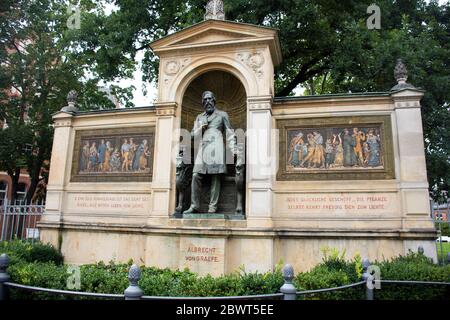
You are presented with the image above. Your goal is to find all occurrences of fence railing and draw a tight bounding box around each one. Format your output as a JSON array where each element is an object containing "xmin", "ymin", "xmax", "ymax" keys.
[
  {"xmin": 0, "ymin": 253, "xmax": 449, "ymax": 301},
  {"xmin": 0, "ymin": 200, "xmax": 45, "ymax": 242},
  {"xmin": 430, "ymin": 199, "xmax": 450, "ymax": 265}
]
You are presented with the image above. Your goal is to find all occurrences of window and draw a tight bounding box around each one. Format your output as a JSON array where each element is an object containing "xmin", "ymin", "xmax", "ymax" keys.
[
  {"xmin": 0, "ymin": 181, "xmax": 7, "ymax": 205},
  {"xmin": 16, "ymin": 183, "xmax": 27, "ymax": 203}
]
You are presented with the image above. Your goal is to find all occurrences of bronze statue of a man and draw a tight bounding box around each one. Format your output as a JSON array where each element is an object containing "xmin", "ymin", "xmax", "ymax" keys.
[{"xmin": 183, "ymin": 91, "xmax": 236, "ymax": 214}]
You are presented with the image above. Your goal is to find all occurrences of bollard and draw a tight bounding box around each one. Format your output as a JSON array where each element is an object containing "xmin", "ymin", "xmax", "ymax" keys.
[
  {"xmin": 361, "ymin": 258, "xmax": 374, "ymax": 300},
  {"xmin": 0, "ymin": 254, "xmax": 10, "ymax": 300},
  {"xmin": 280, "ymin": 264, "xmax": 297, "ymax": 300},
  {"xmin": 124, "ymin": 264, "xmax": 143, "ymax": 300},
  {"xmin": 418, "ymin": 246, "xmax": 424, "ymax": 255}
]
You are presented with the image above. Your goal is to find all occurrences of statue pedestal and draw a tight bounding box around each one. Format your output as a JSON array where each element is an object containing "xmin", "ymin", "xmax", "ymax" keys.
[{"xmin": 178, "ymin": 213, "xmax": 245, "ymax": 220}]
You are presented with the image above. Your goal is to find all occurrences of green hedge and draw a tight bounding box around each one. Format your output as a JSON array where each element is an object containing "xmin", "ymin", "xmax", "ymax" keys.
[
  {"xmin": 1, "ymin": 240, "xmax": 449, "ymax": 300},
  {"xmin": 373, "ymin": 253, "xmax": 450, "ymax": 300},
  {"xmin": 295, "ymin": 250, "xmax": 450, "ymax": 300},
  {"xmin": 292, "ymin": 247, "xmax": 363, "ymax": 299},
  {"xmin": 6, "ymin": 261, "xmax": 285, "ymax": 300},
  {"xmin": 0, "ymin": 240, "xmax": 63, "ymax": 265}
]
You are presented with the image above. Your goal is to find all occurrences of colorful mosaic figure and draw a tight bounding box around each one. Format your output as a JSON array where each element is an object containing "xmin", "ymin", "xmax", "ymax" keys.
[
  {"xmin": 78, "ymin": 135, "xmax": 153, "ymax": 175},
  {"xmin": 287, "ymin": 126, "xmax": 383, "ymax": 171}
]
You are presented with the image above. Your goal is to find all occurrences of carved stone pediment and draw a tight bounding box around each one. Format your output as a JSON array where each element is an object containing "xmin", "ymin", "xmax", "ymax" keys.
[
  {"xmin": 150, "ymin": 20, "xmax": 282, "ymax": 66},
  {"xmin": 173, "ymin": 29, "xmax": 251, "ymax": 46}
]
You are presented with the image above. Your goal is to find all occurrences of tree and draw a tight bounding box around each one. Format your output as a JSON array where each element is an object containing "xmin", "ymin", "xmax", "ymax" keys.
[
  {"xmin": 322, "ymin": 0, "xmax": 450, "ymax": 200},
  {"xmin": 0, "ymin": 0, "xmax": 134, "ymax": 202}
]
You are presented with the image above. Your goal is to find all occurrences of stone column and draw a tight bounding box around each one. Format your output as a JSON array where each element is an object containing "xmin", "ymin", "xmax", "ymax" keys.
[
  {"xmin": 148, "ymin": 101, "xmax": 178, "ymax": 224},
  {"xmin": 246, "ymin": 95, "xmax": 274, "ymax": 228},
  {"xmin": 391, "ymin": 89, "xmax": 437, "ymax": 260},
  {"xmin": 42, "ymin": 111, "xmax": 74, "ymax": 224}
]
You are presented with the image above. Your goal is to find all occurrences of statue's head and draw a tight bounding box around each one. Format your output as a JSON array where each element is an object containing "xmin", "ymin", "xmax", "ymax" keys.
[{"xmin": 202, "ymin": 91, "xmax": 216, "ymax": 115}]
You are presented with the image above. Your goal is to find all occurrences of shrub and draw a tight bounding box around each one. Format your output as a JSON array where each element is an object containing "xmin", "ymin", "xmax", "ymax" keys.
[
  {"xmin": 294, "ymin": 248, "xmax": 364, "ymax": 300},
  {"xmin": 6, "ymin": 261, "xmax": 69, "ymax": 299},
  {"xmin": 374, "ymin": 252, "xmax": 450, "ymax": 300},
  {"xmin": 1, "ymin": 242, "xmax": 448, "ymax": 300},
  {"xmin": 0, "ymin": 240, "xmax": 63, "ymax": 265}
]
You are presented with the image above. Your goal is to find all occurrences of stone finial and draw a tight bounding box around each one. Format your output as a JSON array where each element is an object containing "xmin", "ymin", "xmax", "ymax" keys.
[
  {"xmin": 205, "ymin": 0, "xmax": 225, "ymax": 20},
  {"xmin": 394, "ymin": 59, "xmax": 408, "ymax": 83},
  {"xmin": 282, "ymin": 264, "xmax": 294, "ymax": 282},
  {"xmin": 61, "ymin": 89, "xmax": 79, "ymax": 113},
  {"xmin": 124, "ymin": 264, "xmax": 143, "ymax": 300},
  {"xmin": 280, "ymin": 264, "xmax": 297, "ymax": 300},
  {"xmin": 391, "ymin": 59, "xmax": 415, "ymax": 91},
  {"xmin": 67, "ymin": 90, "xmax": 78, "ymax": 106},
  {"xmin": 128, "ymin": 264, "xmax": 141, "ymax": 285},
  {"xmin": 362, "ymin": 258, "xmax": 370, "ymax": 272}
]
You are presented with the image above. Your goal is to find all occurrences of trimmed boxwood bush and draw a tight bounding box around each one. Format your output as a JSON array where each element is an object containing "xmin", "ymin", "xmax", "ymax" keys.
[
  {"xmin": 294, "ymin": 247, "xmax": 365, "ymax": 300},
  {"xmin": 0, "ymin": 240, "xmax": 63, "ymax": 265},
  {"xmin": 1, "ymin": 240, "xmax": 449, "ymax": 300},
  {"xmin": 373, "ymin": 253, "xmax": 450, "ymax": 300}
]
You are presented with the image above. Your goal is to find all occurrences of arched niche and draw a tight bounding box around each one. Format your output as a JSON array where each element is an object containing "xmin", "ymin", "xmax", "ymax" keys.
[
  {"xmin": 175, "ymin": 70, "xmax": 247, "ymax": 216},
  {"xmin": 181, "ymin": 70, "xmax": 247, "ymax": 132}
]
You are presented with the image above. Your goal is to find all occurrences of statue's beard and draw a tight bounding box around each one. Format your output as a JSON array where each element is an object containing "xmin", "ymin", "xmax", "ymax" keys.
[{"xmin": 204, "ymin": 103, "xmax": 215, "ymax": 115}]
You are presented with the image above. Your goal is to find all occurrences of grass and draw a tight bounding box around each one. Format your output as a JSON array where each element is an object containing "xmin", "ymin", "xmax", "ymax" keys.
[{"xmin": 436, "ymin": 242, "xmax": 450, "ymax": 263}]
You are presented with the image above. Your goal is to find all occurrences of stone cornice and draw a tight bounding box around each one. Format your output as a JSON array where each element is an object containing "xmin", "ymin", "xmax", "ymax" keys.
[
  {"xmin": 154, "ymin": 101, "xmax": 178, "ymax": 116},
  {"xmin": 53, "ymin": 112, "xmax": 73, "ymax": 128},
  {"xmin": 52, "ymin": 111, "xmax": 74, "ymax": 120},
  {"xmin": 390, "ymin": 89, "xmax": 424, "ymax": 109},
  {"xmin": 273, "ymin": 93, "xmax": 391, "ymax": 108},
  {"xmin": 38, "ymin": 221, "xmax": 437, "ymax": 240},
  {"xmin": 247, "ymin": 95, "xmax": 273, "ymax": 111}
]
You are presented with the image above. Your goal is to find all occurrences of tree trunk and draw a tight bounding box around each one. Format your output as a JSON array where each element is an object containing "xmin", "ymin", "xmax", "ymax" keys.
[
  {"xmin": 26, "ymin": 164, "xmax": 43, "ymax": 204},
  {"xmin": 8, "ymin": 167, "xmax": 21, "ymax": 204},
  {"xmin": 8, "ymin": 167, "xmax": 22, "ymax": 239}
]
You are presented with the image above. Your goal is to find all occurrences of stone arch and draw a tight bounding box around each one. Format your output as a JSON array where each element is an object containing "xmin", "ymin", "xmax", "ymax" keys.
[
  {"xmin": 169, "ymin": 56, "xmax": 257, "ymax": 105},
  {"xmin": 180, "ymin": 70, "xmax": 247, "ymax": 132}
]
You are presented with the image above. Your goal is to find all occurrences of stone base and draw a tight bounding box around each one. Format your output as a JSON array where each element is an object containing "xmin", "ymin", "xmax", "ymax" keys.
[
  {"xmin": 174, "ymin": 213, "xmax": 245, "ymax": 220},
  {"xmin": 39, "ymin": 222, "xmax": 438, "ymax": 276}
]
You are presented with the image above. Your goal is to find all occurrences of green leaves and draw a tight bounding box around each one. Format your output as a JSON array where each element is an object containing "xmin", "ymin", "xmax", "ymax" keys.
[
  {"xmin": 0, "ymin": 0, "xmax": 132, "ymax": 201},
  {"xmin": 2, "ymin": 240, "xmax": 450, "ymax": 299}
]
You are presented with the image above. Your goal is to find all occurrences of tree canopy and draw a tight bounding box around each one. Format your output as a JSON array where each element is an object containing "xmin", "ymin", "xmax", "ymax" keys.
[{"xmin": 0, "ymin": 0, "xmax": 132, "ymax": 201}]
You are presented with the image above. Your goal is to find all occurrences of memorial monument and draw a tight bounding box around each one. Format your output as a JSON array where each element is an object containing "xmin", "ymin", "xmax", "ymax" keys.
[{"xmin": 38, "ymin": 0, "xmax": 437, "ymax": 276}]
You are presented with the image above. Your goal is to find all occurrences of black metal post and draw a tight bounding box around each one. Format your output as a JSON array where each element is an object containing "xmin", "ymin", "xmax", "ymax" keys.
[
  {"xmin": 0, "ymin": 254, "xmax": 10, "ymax": 300},
  {"xmin": 362, "ymin": 258, "xmax": 374, "ymax": 300},
  {"xmin": 280, "ymin": 264, "xmax": 297, "ymax": 300}
]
